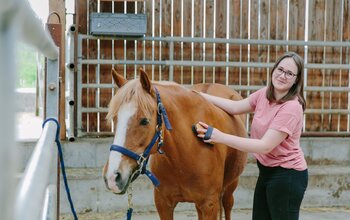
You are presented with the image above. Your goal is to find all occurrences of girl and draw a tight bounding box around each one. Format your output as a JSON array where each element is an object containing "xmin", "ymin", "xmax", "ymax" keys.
[{"xmin": 195, "ymin": 52, "xmax": 308, "ymax": 220}]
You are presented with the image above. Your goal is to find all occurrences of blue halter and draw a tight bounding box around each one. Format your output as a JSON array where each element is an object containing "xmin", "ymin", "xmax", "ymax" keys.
[{"xmin": 110, "ymin": 87, "xmax": 172, "ymax": 187}]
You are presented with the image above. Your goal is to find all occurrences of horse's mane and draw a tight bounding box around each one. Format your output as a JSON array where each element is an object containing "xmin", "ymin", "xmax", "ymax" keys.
[
  {"xmin": 106, "ymin": 79, "xmax": 181, "ymax": 122},
  {"xmin": 107, "ymin": 79, "xmax": 154, "ymax": 121}
]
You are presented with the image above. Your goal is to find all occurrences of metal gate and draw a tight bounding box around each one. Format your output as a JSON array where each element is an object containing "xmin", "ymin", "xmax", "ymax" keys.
[{"xmin": 67, "ymin": 0, "xmax": 350, "ymax": 138}]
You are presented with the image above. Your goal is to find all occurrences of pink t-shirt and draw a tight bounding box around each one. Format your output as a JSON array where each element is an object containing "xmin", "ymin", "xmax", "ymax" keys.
[{"xmin": 249, "ymin": 87, "xmax": 307, "ymax": 171}]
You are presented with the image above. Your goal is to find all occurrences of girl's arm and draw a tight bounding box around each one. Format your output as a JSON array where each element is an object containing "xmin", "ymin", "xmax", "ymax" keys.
[
  {"xmin": 197, "ymin": 121, "xmax": 288, "ymax": 154},
  {"xmin": 194, "ymin": 91, "xmax": 253, "ymax": 115}
]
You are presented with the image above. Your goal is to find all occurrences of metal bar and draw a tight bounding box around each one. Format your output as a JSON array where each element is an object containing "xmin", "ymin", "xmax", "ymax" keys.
[
  {"xmin": 46, "ymin": 57, "xmax": 59, "ymax": 119},
  {"xmin": 190, "ymin": 0, "xmax": 194, "ymax": 85},
  {"xmin": 77, "ymin": 34, "xmax": 83, "ymax": 137},
  {"xmin": 80, "ymin": 59, "xmax": 350, "ymax": 70},
  {"xmin": 65, "ymin": 24, "xmax": 76, "ymax": 140},
  {"xmin": 82, "ymin": 83, "xmax": 350, "ymax": 92},
  {"xmin": 40, "ymin": 185, "xmax": 57, "ymax": 220},
  {"xmin": 80, "ymin": 106, "xmax": 350, "ymax": 115},
  {"xmin": 0, "ymin": 1, "xmax": 17, "ymax": 219},
  {"xmin": 159, "ymin": 0, "xmax": 163, "ymax": 80},
  {"xmin": 79, "ymin": 34, "xmax": 350, "ymax": 47},
  {"xmin": 169, "ymin": 41, "xmax": 174, "ymax": 81},
  {"xmin": 212, "ymin": 0, "xmax": 216, "ymax": 82},
  {"xmin": 14, "ymin": 121, "xmax": 59, "ymax": 220},
  {"xmin": 302, "ymin": 132, "xmax": 350, "ymax": 137},
  {"xmin": 82, "ymin": 107, "xmax": 109, "ymax": 113},
  {"xmin": 18, "ymin": 0, "xmax": 59, "ymax": 60}
]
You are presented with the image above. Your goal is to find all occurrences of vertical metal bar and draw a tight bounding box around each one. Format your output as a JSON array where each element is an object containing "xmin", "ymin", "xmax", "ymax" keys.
[
  {"xmin": 212, "ymin": 0, "xmax": 216, "ymax": 83},
  {"xmin": 152, "ymin": 0, "xmax": 155, "ymax": 80},
  {"xmin": 180, "ymin": 0, "xmax": 184, "ymax": 84},
  {"xmin": 77, "ymin": 35, "xmax": 83, "ymax": 137},
  {"xmin": 246, "ymin": 0, "xmax": 252, "ymax": 131},
  {"xmin": 191, "ymin": 0, "xmax": 194, "ymax": 85},
  {"xmin": 124, "ymin": 1, "xmax": 127, "ymax": 78},
  {"xmin": 86, "ymin": 0, "xmax": 90, "ymax": 133},
  {"xmin": 267, "ymin": 0, "xmax": 271, "ymax": 84},
  {"xmin": 142, "ymin": 1, "xmax": 146, "ymax": 71},
  {"xmin": 111, "ymin": 0, "xmax": 115, "ymax": 133},
  {"xmin": 134, "ymin": 1, "xmax": 138, "ymax": 78},
  {"xmin": 343, "ymin": 0, "xmax": 350, "ymax": 132},
  {"xmin": 303, "ymin": 0, "xmax": 310, "ymax": 132},
  {"xmin": 286, "ymin": 0, "xmax": 290, "ymax": 51},
  {"xmin": 239, "ymin": 0, "xmax": 243, "ymax": 92},
  {"xmin": 0, "ymin": 2, "xmax": 17, "ymax": 218},
  {"xmin": 169, "ymin": 0, "xmax": 174, "ymax": 81},
  {"xmin": 225, "ymin": 0, "xmax": 230, "ymax": 85},
  {"xmin": 258, "ymin": 0, "xmax": 261, "ymax": 63},
  {"xmin": 65, "ymin": 25, "xmax": 75, "ymax": 140},
  {"xmin": 97, "ymin": 0, "xmax": 101, "ymax": 133},
  {"xmin": 46, "ymin": 57, "xmax": 60, "ymax": 119},
  {"xmin": 247, "ymin": 0, "xmax": 251, "ymax": 91},
  {"xmin": 322, "ymin": 0, "xmax": 327, "ymax": 131},
  {"xmin": 159, "ymin": 0, "xmax": 162, "ymax": 80},
  {"xmin": 169, "ymin": 41, "xmax": 174, "ymax": 81},
  {"xmin": 202, "ymin": 0, "xmax": 206, "ymax": 83},
  {"xmin": 337, "ymin": 0, "xmax": 344, "ymax": 132}
]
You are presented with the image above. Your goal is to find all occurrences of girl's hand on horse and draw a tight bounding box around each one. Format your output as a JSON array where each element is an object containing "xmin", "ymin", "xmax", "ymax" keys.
[{"xmin": 197, "ymin": 121, "xmax": 221, "ymax": 144}]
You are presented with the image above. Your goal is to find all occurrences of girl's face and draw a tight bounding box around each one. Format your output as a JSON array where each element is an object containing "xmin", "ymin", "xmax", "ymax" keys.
[{"xmin": 272, "ymin": 57, "xmax": 298, "ymax": 96}]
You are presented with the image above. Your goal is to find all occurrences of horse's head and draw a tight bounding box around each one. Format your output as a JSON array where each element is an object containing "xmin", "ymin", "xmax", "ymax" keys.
[{"xmin": 103, "ymin": 68, "xmax": 164, "ymax": 194}]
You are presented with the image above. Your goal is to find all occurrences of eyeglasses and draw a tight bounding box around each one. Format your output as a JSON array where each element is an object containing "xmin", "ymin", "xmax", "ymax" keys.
[{"xmin": 275, "ymin": 66, "xmax": 297, "ymax": 79}]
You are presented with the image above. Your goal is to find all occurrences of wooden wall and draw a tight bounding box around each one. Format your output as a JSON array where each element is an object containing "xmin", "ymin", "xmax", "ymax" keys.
[{"xmin": 75, "ymin": 0, "xmax": 350, "ymax": 135}]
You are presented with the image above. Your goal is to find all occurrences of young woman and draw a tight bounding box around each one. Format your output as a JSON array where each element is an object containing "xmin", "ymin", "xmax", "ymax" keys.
[{"xmin": 195, "ymin": 52, "xmax": 308, "ymax": 220}]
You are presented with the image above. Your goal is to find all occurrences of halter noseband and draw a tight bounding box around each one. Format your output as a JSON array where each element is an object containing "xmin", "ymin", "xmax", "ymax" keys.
[{"xmin": 110, "ymin": 87, "xmax": 172, "ymax": 187}]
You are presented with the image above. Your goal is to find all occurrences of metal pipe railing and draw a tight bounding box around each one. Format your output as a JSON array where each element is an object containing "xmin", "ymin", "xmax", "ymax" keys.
[
  {"xmin": 14, "ymin": 121, "xmax": 58, "ymax": 220},
  {"xmin": 17, "ymin": 0, "xmax": 58, "ymax": 60},
  {"xmin": 0, "ymin": 0, "xmax": 59, "ymax": 219},
  {"xmin": 0, "ymin": 1, "xmax": 18, "ymax": 219},
  {"xmin": 78, "ymin": 34, "xmax": 350, "ymax": 48}
]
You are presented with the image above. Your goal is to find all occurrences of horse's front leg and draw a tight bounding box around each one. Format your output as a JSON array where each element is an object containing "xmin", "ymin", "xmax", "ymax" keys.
[
  {"xmin": 196, "ymin": 196, "xmax": 221, "ymax": 220},
  {"xmin": 154, "ymin": 190, "xmax": 177, "ymax": 220}
]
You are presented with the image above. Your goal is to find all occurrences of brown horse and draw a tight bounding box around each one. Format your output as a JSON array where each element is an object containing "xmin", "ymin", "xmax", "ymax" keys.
[{"xmin": 103, "ymin": 68, "xmax": 247, "ymax": 220}]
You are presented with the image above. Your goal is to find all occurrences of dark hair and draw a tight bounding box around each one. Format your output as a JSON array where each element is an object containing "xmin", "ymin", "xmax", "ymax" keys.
[{"xmin": 266, "ymin": 52, "xmax": 306, "ymax": 111}]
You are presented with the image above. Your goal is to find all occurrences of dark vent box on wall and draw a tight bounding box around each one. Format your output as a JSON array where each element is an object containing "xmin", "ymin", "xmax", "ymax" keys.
[{"xmin": 90, "ymin": 13, "xmax": 147, "ymax": 36}]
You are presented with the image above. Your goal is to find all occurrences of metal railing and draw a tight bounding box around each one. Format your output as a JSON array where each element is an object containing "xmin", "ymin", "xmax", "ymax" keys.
[
  {"xmin": 74, "ymin": 34, "xmax": 350, "ymax": 137},
  {"xmin": 0, "ymin": 0, "xmax": 59, "ymax": 219}
]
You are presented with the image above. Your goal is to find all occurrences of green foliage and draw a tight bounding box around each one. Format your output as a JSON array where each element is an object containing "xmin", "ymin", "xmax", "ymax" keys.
[{"xmin": 17, "ymin": 44, "xmax": 37, "ymax": 88}]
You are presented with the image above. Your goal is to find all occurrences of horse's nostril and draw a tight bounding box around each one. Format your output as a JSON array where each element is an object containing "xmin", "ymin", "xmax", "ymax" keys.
[{"xmin": 114, "ymin": 171, "xmax": 122, "ymax": 182}]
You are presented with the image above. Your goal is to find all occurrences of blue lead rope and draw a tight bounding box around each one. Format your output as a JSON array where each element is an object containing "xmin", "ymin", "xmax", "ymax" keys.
[
  {"xmin": 126, "ymin": 208, "xmax": 133, "ymax": 220},
  {"xmin": 42, "ymin": 118, "xmax": 78, "ymax": 220}
]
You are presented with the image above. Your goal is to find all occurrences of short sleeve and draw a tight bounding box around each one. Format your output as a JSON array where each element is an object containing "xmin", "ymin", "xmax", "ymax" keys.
[
  {"xmin": 249, "ymin": 87, "xmax": 266, "ymax": 111},
  {"xmin": 269, "ymin": 101, "xmax": 303, "ymax": 136}
]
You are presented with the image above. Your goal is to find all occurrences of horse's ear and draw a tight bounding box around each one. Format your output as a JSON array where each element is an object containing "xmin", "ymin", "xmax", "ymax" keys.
[
  {"xmin": 111, "ymin": 68, "xmax": 127, "ymax": 88},
  {"xmin": 139, "ymin": 68, "xmax": 152, "ymax": 93}
]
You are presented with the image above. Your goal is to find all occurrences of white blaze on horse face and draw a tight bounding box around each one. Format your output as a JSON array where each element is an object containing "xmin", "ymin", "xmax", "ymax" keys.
[{"xmin": 107, "ymin": 101, "xmax": 137, "ymax": 191}]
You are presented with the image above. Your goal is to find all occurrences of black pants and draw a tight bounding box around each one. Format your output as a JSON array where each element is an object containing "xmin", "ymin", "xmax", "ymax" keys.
[{"xmin": 252, "ymin": 161, "xmax": 308, "ymax": 220}]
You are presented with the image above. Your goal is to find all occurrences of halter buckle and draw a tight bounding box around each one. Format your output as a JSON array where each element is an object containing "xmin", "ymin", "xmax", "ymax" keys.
[
  {"xmin": 157, "ymin": 102, "xmax": 164, "ymax": 115},
  {"xmin": 137, "ymin": 154, "xmax": 146, "ymax": 166}
]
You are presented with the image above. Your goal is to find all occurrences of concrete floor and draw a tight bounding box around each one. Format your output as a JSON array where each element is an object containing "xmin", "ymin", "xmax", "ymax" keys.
[{"xmin": 60, "ymin": 207, "xmax": 350, "ymax": 220}]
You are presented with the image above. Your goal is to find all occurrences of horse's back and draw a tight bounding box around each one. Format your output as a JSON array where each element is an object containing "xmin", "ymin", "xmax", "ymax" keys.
[
  {"xmin": 192, "ymin": 83, "xmax": 246, "ymax": 131},
  {"xmin": 192, "ymin": 83, "xmax": 248, "ymax": 184}
]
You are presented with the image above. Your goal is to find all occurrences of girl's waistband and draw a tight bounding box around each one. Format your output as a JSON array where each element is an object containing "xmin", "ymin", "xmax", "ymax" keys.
[{"xmin": 256, "ymin": 160, "xmax": 307, "ymax": 176}]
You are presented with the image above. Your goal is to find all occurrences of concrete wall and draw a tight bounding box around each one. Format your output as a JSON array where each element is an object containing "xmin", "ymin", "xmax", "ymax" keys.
[{"xmin": 17, "ymin": 137, "xmax": 350, "ymax": 214}]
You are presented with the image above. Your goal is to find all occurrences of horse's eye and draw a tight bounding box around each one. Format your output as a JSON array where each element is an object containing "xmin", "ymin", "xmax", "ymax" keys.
[{"xmin": 140, "ymin": 118, "xmax": 150, "ymax": 126}]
